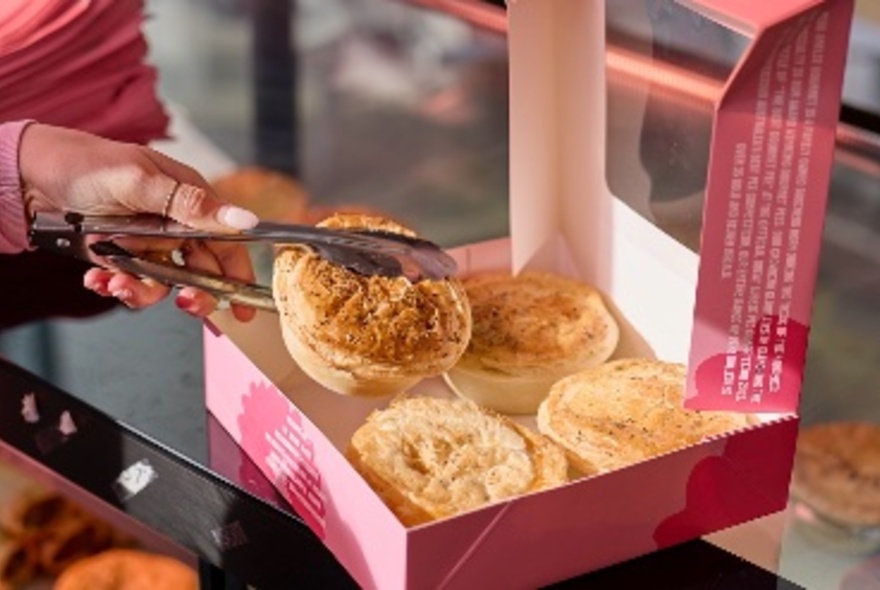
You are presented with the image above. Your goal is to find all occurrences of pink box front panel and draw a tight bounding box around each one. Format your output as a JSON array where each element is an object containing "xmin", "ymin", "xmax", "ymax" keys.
[{"xmin": 205, "ymin": 321, "xmax": 798, "ymax": 589}]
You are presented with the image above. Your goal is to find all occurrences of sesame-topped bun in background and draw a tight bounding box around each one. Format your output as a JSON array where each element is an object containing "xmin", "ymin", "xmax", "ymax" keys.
[
  {"xmin": 346, "ymin": 396, "xmax": 568, "ymax": 526},
  {"xmin": 537, "ymin": 359, "xmax": 756, "ymax": 475},
  {"xmin": 273, "ymin": 213, "xmax": 471, "ymax": 397},
  {"xmin": 211, "ymin": 166, "xmax": 310, "ymax": 224},
  {"xmin": 444, "ymin": 271, "xmax": 619, "ymax": 415}
]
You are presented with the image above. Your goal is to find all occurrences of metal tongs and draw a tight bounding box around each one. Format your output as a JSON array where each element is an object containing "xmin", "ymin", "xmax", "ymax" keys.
[{"xmin": 29, "ymin": 212, "xmax": 458, "ymax": 312}]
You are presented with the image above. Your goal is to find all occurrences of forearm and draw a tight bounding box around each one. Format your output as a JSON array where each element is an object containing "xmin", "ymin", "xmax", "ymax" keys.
[{"xmin": 0, "ymin": 120, "xmax": 33, "ymax": 254}]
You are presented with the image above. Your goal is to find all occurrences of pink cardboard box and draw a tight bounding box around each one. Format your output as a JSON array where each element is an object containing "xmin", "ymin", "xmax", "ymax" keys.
[{"xmin": 204, "ymin": 1, "xmax": 853, "ymax": 588}]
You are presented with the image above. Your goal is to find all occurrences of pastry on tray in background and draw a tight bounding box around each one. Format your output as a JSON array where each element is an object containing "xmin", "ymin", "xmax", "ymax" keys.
[
  {"xmin": 211, "ymin": 166, "xmax": 310, "ymax": 224},
  {"xmin": 0, "ymin": 489, "xmax": 68, "ymax": 537},
  {"xmin": 347, "ymin": 396, "xmax": 568, "ymax": 526},
  {"xmin": 273, "ymin": 213, "xmax": 471, "ymax": 397},
  {"xmin": 791, "ymin": 421, "xmax": 880, "ymax": 531},
  {"xmin": 444, "ymin": 271, "xmax": 619, "ymax": 415},
  {"xmin": 0, "ymin": 531, "xmax": 38, "ymax": 589},
  {"xmin": 53, "ymin": 549, "xmax": 197, "ymax": 590},
  {"xmin": 38, "ymin": 506, "xmax": 115, "ymax": 576},
  {"xmin": 537, "ymin": 359, "xmax": 756, "ymax": 476},
  {"xmin": 0, "ymin": 486, "xmax": 126, "ymax": 588}
]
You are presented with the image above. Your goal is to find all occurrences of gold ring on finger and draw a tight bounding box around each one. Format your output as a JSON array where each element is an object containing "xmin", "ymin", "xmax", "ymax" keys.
[{"xmin": 161, "ymin": 180, "xmax": 181, "ymax": 220}]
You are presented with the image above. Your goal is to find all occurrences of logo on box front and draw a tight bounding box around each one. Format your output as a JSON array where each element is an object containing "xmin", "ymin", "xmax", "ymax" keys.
[{"xmin": 241, "ymin": 381, "xmax": 327, "ymax": 537}]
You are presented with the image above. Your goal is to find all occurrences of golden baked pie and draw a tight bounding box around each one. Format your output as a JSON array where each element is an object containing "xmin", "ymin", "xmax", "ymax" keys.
[
  {"xmin": 273, "ymin": 213, "xmax": 471, "ymax": 396},
  {"xmin": 445, "ymin": 270, "xmax": 619, "ymax": 414},
  {"xmin": 537, "ymin": 359, "xmax": 755, "ymax": 474},
  {"xmin": 347, "ymin": 396, "xmax": 568, "ymax": 526}
]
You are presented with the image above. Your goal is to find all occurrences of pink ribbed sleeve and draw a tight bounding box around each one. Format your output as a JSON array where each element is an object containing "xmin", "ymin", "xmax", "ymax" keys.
[{"xmin": 0, "ymin": 120, "xmax": 32, "ymax": 254}]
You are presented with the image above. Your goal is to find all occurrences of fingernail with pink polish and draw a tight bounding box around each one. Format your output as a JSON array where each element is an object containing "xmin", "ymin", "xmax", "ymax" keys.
[
  {"xmin": 84, "ymin": 279, "xmax": 105, "ymax": 295},
  {"xmin": 175, "ymin": 294, "xmax": 202, "ymax": 316},
  {"xmin": 218, "ymin": 205, "xmax": 258, "ymax": 230}
]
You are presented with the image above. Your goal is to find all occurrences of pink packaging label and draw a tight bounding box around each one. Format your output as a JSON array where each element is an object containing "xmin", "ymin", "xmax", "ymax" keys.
[{"xmin": 686, "ymin": 0, "xmax": 853, "ymax": 413}]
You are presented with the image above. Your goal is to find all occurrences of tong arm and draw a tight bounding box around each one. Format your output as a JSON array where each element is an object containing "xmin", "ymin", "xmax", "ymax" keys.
[
  {"xmin": 88, "ymin": 242, "xmax": 277, "ymax": 312},
  {"xmin": 28, "ymin": 212, "xmax": 459, "ymax": 312},
  {"xmin": 29, "ymin": 212, "xmax": 457, "ymax": 283}
]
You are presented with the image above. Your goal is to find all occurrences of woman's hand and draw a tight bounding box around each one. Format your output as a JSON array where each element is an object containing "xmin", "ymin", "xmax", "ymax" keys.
[{"xmin": 19, "ymin": 123, "xmax": 258, "ymax": 321}]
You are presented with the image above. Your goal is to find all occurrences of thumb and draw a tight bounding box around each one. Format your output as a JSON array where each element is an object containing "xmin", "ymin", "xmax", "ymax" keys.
[{"xmin": 143, "ymin": 149, "xmax": 258, "ymax": 232}]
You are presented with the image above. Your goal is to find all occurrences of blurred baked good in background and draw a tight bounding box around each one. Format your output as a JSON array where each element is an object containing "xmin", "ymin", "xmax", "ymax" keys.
[
  {"xmin": 53, "ymin": 548, "xmax": 196, "ymax": 590},
  {"xmin": 211, "ymin": 166, "xmax": 310, "ymax": 224},
  {"xmin": 791, "ymin": 421, "xmax": 880, "ymax": 529},
  {"xmin": 0, "ymin": 463, "xmax": 131, "ymax": 588}
]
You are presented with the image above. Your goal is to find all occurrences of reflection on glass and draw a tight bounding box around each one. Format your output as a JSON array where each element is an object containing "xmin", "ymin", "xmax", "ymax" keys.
[
  {"xmin": 296, "ymin": 0, "xmax": 510, "ymax": 247},
  {"xmin": 606, "ymin": 0, "xmax": 748, "ymax": 251}
]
